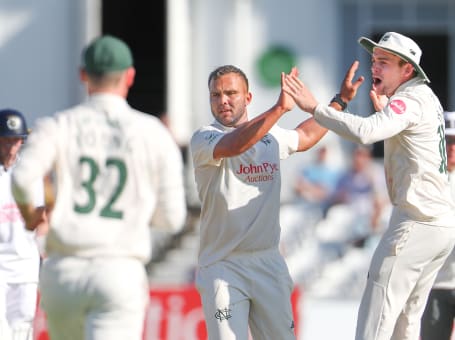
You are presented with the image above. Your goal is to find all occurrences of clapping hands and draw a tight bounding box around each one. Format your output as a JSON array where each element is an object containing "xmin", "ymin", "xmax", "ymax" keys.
[
  {"xmin": 281, "ymin": 60, "xmax": 366, "ymax": 114},
  {"xmin": 282, "ymin": 67, "xmax": 319, "ymax": 114}
]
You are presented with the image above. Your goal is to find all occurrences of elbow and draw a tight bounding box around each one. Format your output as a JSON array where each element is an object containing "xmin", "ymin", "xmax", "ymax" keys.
[
  {"xmin": 354, "ymin": 126, "xmax": 380, "ymax": 145},
  {"xmin": 358, "ymin": 134, "xmax": 376, "ymax": 145},
  {"xmin": 25, "ymin": 223, "xmax": 37, "ymax": 232}
]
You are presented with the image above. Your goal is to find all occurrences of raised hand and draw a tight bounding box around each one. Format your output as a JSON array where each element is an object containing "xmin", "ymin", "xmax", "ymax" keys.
[
  {"xmin": 282, "ymin": 67, "xmax": 319, "ymax": 114},
  {"xmin": 369, "ymin": 90, "xmax": 388, "ymax": 112},
  {"xmin": 277, "ymin": 67, "xmax": 298, "ymax": 112},
  {"xmin": 339, "ymin": 60, "xmax": 365, "ymax": 103}
]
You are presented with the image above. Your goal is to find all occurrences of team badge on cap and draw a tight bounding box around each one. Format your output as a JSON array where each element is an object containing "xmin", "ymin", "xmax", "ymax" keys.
[{"xmin": 6, "ymin": 116, "xmax": 22, "ymax": 131}]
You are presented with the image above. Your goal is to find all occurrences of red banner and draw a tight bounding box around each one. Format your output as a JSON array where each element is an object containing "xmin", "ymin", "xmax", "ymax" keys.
[{"xmin": 34, "ymin": 285, "xmax": 301, "ymax": 340}]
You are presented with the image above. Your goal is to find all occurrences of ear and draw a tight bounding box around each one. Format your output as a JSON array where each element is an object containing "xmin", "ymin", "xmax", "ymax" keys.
[
  {"xmin": 245, "ymin": 92, "xmax": 252, "ymax": 106},
  {"xmin": 79, "ymin": 69, "xmax": 88, "ymax": 82},
  {"xmin": 405, "ymin": 63, "xmax": 415, "ymax": 78},
  {"xmin": 125, "ymin": 67, "xmax": 136, "ymax": 88}
]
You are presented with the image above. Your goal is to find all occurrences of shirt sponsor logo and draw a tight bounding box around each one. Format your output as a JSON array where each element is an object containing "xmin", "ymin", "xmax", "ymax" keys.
[
  {"xmin": 389, "ymin": 99, "xmax": 406, "ymax": 114},
  {"xmin": 6, "ymin": 116, "xmax": 22, "ymax": 131},
  {"xmin": 261, "ymin": 135, "xmax": 272, "ymax": 146},
  {"xmin": 235, "ymin": 162, "xmax": 278, "ymax": 183},
  {"xmin": 0, "ymin": 203, "xmax": 22, "ymax": 223},
  {"xmin": 215, "ymin": 307, "xmax": 232, "ymax": 322}
]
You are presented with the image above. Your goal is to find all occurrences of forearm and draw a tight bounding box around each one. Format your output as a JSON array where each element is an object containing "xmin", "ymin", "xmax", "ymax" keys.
[
  {"xmin": 16, "ymin": 204, "xmax": 47, "ymax": 231},
  {"xmin": 315, "ymin": 103, "xmax": 405, "ymax": 144},
  {"xmin": 314, "ymin": 104, "xmax": 377, "ymax": 144},
  {"xmin": 214, "ymin": 103, "xmax": 288, "ymax": 158}
]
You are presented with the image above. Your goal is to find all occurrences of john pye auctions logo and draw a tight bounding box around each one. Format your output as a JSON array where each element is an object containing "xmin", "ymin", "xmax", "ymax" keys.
[{"xmin": 235, "ymin": 162, "xmax": 278, "ymax": 183}]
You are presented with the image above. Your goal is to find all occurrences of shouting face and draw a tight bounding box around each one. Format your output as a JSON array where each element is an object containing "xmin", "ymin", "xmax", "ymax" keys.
[{"xmin": 370, "ymin": 48, "xmax": 415, "ymax": 97}]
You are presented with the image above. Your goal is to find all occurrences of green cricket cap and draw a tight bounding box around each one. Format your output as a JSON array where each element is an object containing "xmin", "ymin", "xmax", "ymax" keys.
[{"xmin": 82, "ymin": 35, "xmax": 133, "ymax": 74}]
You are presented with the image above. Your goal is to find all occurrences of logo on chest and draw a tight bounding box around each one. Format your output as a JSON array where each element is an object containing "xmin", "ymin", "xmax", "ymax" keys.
[{"xmin": 235, "ymin": 162, "xmax": 279, "ymax": 183}]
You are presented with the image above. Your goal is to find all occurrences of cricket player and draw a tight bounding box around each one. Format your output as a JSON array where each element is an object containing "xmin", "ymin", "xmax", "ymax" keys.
[
  {"xmin": 283, "ymin": 32, "xmax": 455, "ymax": 340},
  {"xmin": 420, "ymin": 110, "xmax": 455, "ymax": 340},
  {"xmin": 190, "ymin": 64, "xmax": 359, "ymax": 339},
  {"xmin": 11, "ymin": 35, "xmax": 187, "ymax": 340},
  {"xmin": 0, "ymin": 109, "xmax": 46, "ymax": 340}
]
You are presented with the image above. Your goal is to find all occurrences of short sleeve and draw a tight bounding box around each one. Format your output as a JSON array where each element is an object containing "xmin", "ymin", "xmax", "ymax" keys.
[
  {"xmin": 269, "ymin": 125, "xmax": 299, "ymax": 159},
  {"xmin": 190, "ymin": 127, "xmax": 225, "ymax": 168}
]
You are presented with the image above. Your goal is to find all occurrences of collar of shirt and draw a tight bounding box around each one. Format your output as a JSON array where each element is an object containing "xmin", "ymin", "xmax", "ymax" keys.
[
  {"xmin": 211, "ymin": 120, "xmax": 236, "ymax": 132},
  {"xmin": 88, "ymin": 93, "xmax": 129, "ymax": 109},
  {"xmin": 395, "ymin": 77, "xmax": 426, "ymax": 94}
]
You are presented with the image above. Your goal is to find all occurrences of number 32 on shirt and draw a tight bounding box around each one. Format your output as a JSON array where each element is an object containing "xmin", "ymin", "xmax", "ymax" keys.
[{"xmin": 74, "ymin": 155, "xmax": 127, "ymax": 219}]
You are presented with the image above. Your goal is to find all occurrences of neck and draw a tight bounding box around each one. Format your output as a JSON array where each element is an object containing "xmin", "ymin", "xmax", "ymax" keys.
[{"xmin": 88, "ymin": 87, "xmax": 127, "ymax": 97}]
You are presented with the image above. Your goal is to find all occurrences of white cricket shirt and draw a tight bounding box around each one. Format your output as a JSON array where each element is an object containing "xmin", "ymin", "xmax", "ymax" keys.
[
  {"xmin": 12, "ymin": 94, "xmax": 186, "ymax": 263},
  {"xmin": 314, "ymin": 78, "xmax": 455, "ymax": 225},
  {"xmin": 191, "ymin": 122, "xmax": 298, "ymax": 267}
]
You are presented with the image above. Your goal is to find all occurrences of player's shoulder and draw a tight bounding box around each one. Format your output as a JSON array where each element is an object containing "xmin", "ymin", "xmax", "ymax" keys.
[
  {"xmin": 190, "ymin": 122, "xmax": 225, "ymax": 145},
  {"xmin": 33, "ymin": 106, "xmax": 75, "ymax": 131},
  {"xmin": 395, "ymin": 78, "xmax": 432, "ymax": 101},
  {"xmin": 124, "ymin": 110, "xmax": 182, "ymax": 154},
  {"xmin": 128, "ymin": 109, "xmax": 171, "ymax": 135},
  {"xmin": 196, "ymin": 121, "xmax": 229, "ymax": 135},
  {"xmin": 393, "ymin": 79, "xmax": 438, "ymax": 114},
  {"xmin": 390, "ymin": 82, "xmax": 423, "ymax": 111},
  {"xmin": 50, "ymin": 103, "xmax": 90, "ymax": 122}
]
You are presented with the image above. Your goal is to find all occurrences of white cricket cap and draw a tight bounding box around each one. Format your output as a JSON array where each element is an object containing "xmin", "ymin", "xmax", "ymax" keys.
[{"xmin": 358, "ymin": 32, "xmax": 430, "ymax": 83}]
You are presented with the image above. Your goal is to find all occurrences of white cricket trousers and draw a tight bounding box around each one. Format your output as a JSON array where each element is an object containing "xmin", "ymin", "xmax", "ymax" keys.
[
  {"xmin": 0, "ymin": 282, "xmax": 37, "ymax": 340},
  {"xmin": 355, "ymin": 209, "xmax": 455, "ymax": 340},
  {"xmin": 39, "ymin": 256, "xmax": 149, "ymax": 340},
  {"xmin": 196, "ymin": 248, "xmax": 296, "ymax": 340}
]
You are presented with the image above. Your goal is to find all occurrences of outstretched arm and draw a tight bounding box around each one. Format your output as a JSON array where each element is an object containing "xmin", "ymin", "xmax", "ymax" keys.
[
  {"xmin": 283, "ymin": 61, "xmax": 364, "ymax": 114},
  {"xmin": 214, "ymin": 69, "xmax": 297, "ymax": 158}
]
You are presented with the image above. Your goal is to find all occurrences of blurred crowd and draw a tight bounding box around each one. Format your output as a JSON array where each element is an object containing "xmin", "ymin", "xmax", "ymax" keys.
[{"xmin": 281, "ymin": 143, "xmax": 392, "ymax": 299}]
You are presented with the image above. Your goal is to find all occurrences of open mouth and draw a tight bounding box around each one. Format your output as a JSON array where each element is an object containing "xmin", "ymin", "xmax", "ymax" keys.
[{"xmin": 372, "ymin": 77, "xmax": 382, "ymax": 91}]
